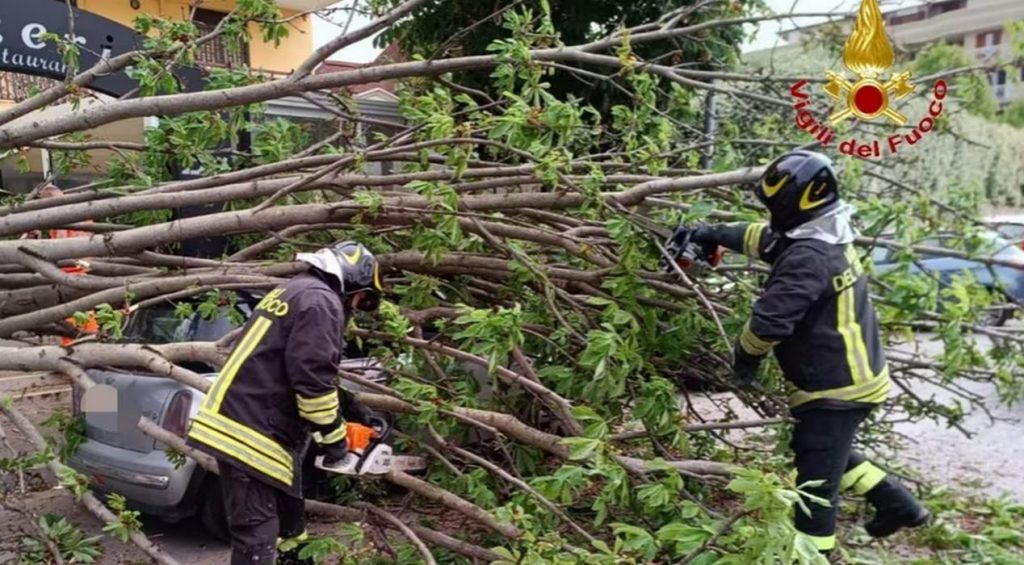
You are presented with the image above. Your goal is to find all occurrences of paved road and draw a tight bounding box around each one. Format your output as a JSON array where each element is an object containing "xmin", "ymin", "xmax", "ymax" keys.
[
  {"xmin": 684, "ymin": 330, "xmax": 1024, "ymax": 502},
  {"xmin": 148, "ymin": 519, "xmax": 231, "ymax": 563},
  {"xmin": 891, "ymin": 332, "xmax": 1024, "ymax": 502}
]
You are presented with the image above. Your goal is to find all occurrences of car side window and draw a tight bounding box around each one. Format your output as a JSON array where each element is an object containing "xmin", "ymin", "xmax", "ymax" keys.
[
  {"xmin": 917, "ymin": 237, "xmax": 947, "ymax": 260},
  {"xmin": 192, "ymin": 310, "xmax": 240, "ymax": 342},
  {"xmin": 868, "ymin": 245, "xmax": 891, "ymax": 264},
  {"xmin": 124, "ymin": 301, "xmax": 253, "ymax": 343},
  {"xmin": 124, "ymin": 307, "xmax": 191, "ymax": 344}
]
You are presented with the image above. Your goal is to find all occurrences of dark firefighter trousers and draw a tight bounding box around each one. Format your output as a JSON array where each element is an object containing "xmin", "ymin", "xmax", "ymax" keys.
[
  {"xmin": 220, "ymin": 461, "xmax": 306, "ymax": 564},
  {"xmin": 791, "ymin": 406, "xmax": 888, "ymax": 551}
]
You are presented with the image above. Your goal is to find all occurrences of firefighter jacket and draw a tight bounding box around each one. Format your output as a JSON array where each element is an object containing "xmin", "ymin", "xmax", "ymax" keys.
[
  {"xmin": 186, "ymin": 272, "xmax": 345, "ymax": 496},
  {"xmin": 713, "ymin": 222, "xmax": 891, "ymax": 410}
]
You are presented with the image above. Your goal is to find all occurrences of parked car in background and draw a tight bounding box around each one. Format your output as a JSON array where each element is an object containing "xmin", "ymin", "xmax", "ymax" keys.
[
  {"xmin": 870, "ymin": 231, "xmax": 1024, "ymax": 326},
  {"xmin": 987, "ymin": 214, "xmax": 1024, "ymax": 250},
  {"xmin": 68, "ymin": 293, "xmax": 389, "ymax": 540}
]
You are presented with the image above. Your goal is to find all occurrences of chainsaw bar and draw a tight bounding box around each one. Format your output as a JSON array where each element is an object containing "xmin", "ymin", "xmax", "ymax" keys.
[
  {"xmin": 314, "ymin": 448, "xmax": 427, "ymax": 476},
  {"xmin": 387, "ymin": 455, "xmax": 428, "ymax": 472}
]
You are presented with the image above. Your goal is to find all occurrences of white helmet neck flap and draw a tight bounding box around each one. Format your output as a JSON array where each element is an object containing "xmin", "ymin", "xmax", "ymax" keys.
[{"xmin": 296, "ymin": 247, "xmax": 348, "ymax": 294}]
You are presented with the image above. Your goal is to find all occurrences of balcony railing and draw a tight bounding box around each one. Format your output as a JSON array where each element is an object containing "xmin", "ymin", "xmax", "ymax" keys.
[
  {"xmin": 194, "ymin": 23, "xmax": 249, "ymax": 69},
  {"xmin": 0, "ymin": 72, "xmax": 62, "ymax": 103}
]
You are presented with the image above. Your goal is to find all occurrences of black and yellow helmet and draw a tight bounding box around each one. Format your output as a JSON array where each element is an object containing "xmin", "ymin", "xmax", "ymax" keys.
[
  {"xmin": 296, "ymin": 241, "xmax": 382, "ymax": 311},
  {"xmin": 754, "ymin": 150, "xmax": 840, "ymax": 232}
]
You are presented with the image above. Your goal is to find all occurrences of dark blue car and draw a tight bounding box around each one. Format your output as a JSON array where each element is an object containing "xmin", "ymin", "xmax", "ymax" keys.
[{"xmin": 870, "ymin": 232, "xmax": 1024, "ymax": 326}]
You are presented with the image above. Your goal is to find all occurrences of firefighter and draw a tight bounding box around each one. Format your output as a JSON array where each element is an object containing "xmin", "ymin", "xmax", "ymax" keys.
[
  {"xmin": 19, "ymin": 185, "xmax": 99, "ymax": 344},
  {"xmin": 672, "ymin": 150, "xmax": 930, "ymax": 553},
  {"xmin": 186, "ymin": 241, "xmax": 383, "ymax": 565}
]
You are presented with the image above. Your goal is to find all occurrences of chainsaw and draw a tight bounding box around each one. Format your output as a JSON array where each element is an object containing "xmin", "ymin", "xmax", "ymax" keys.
[
  {"xmin": 314, "ymin": 416, "xmax": 427, "ymax": 476},
  {"xmin": 659, "ymin": 225, "xmax": 724, "ymax": 277}
]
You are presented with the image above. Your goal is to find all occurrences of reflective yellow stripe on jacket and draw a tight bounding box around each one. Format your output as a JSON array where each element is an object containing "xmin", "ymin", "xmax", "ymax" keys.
[
  {"xmin": 188, "ymin": 316, "xmax": 296, "ymax": 486},
  {"xmin": 204, "ymin": 317, "xmax": 273, "ymax": 412},
  {"xmin": 296, "ymin": 390, "xmax": 339, "ymax": 425},
  {"xmin": 743, "ymin": 223, "xmax": 767, "ymax": 260},
  {"xmin": 836, "ymin": 285, "xmax": 872, "ymax": 385},
  {"xmin": 189, "ymin": 417, "xmax": 293, "ymax": 485},
  {"xmin": 739, "ymin": 321, "xmax": 777, "ymax": 356},
  {"xmin": 789, "ymin": 254, "xmax": 890, "ymax": 408},
  {"xmin": 193, "ymin": 409, "xmax": 292, "ymax": 467},
  {"xmin": 789, "ymin": 366, "xmax": 891, "ymax": 408}
]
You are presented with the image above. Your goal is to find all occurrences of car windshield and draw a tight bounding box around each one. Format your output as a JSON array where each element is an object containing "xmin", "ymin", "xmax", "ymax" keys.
[
  {"xmin": 917, "ymin": 231, "xmax": 1023, "ymax": 259},
  {"xmin": 990, "ymin": 235, "xmax": 1024, "ymax": 262},
  {"xmin": 994, "ymin": 223, "xmax": 1024, "ymax": 240},
  {"xmin": 123, "ymin": 303, "xmax": 246, "ymax": 344},
  {"xmin": 973, "ymin": 231, "xmax": 1024, "ymax": 259}
]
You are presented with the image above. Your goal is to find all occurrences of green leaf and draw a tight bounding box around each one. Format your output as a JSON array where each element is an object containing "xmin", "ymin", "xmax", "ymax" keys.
[
  {"xmin": 656, "ymin": 522, "xmax": 715, "ymax": 556},
  {"xmin": 571, "ymin": 405, "xmax": 609, "ymax": 439},
  {"xmin": 561, "ymin": 437, "xmax": 602, "ymax": 461},
  {"xmin": 612, "ymin": 523, "xmax": 659, "ymax": 561}
]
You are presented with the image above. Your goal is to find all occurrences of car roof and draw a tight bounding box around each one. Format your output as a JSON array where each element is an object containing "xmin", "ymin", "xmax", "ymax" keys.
[{"xmin": 987, "ymin": 214, "xmax": 1024, "ymax": 224}]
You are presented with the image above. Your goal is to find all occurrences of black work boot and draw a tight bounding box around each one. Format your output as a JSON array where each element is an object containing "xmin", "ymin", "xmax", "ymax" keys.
[
  {"xmin": 864, "ymin": 477, "xmax": 931, "ymax": 537},
  {"xmin": 277, "ymin": 548, "xmax": 314, "ymax": 565}
]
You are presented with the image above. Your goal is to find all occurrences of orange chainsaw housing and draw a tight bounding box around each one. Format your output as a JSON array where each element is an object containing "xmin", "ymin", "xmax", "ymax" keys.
[{"xmin": 346, "ymin": 422, "xmax": 377, "ymax": 452}]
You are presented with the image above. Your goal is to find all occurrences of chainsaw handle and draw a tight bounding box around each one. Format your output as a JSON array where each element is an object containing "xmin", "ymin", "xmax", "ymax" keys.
[
  {"xmin": 709, "ymin": 245, "xmax": 724, "ymax": 267},
  {"xmin": 354, "ymin": 415, "xmax": 391, "ymax": 474}
]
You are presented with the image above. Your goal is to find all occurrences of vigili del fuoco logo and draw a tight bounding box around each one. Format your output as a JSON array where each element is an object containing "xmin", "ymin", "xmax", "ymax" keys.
[{"xmin": 788, "ymin": 0, "xmax": 947, "ymax": 158}]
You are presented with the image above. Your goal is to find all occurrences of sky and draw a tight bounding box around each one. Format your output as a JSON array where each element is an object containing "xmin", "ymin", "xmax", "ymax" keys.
[
  {"xmin": 310, "ymin": 0, "xmax": 926, "ymax": 64},
  {"xmin": 311, "ymin": 4, "xmax": 379, "ymax": 64}
]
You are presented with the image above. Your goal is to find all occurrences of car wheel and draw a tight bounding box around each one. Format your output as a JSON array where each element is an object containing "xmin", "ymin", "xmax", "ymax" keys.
[
  {"xmin": 980, "ymin": 291, "xmax": 1013, "ymax": 327},
  {"xmin": 198, "ymin": 477, "xmax": 231, "ymax": 542}
]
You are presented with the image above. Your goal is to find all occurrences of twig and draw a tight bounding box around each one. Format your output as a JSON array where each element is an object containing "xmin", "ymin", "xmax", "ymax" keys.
[
  {"xmin": 351, "ymin": 502, "xmax": 437, "ymax": 565},
  {"xmin": 427, "ymin": 427, "xmax": 597, "ymax": 544},
  {"xmin": 5, "ymin": 502, "xmax": 66, "ymax": 565},
  {"xmin": 610, "ymin": 417, "xmax": 792, "ymax": 441},
  {"xmin": 0, "ymin": 402, "xmax": 179, "ymax": 565},
  {"xmin": 0, "ymin": 417, "xmax": 26, "ymax": 493},
  {"xmin": 680, "ymin": 509, "xmax": 750, "ymax": 564},
  {"xmin": 384, "ymin": 469, "xmax": 522, "ymax": 539}
]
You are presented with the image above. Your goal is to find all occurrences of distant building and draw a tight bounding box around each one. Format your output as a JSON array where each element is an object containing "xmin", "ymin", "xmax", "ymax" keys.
[{"xmin": 777, "ymin": 0, "xmax": 1024, "ymax": 107}]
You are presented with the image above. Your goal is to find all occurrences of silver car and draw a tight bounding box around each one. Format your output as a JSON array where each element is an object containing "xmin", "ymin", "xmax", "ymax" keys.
[{"xmin": 68, "ymin": 297, "xmax": 389, "ymax": 540}]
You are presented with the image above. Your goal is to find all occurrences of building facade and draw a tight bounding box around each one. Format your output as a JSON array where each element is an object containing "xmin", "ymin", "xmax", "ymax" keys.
[
  {"xmin": 778, "ymin": 0, "xmax": 1024, "ymax": 107},
  {"xmin": 0, "ymin": 0, "xmax": 400, "ymax": 194}
]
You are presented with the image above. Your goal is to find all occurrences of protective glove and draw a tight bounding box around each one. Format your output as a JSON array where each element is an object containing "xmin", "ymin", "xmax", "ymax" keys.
[
  {"xmin": 339, "ymin": 389, "xmax": 374, "ymax": 425},
  {"xmin": 732, "ymin": 340, "xmax": 764, "ymax": 387},
  {"xmin": 687, "ymin": 224, "xmax": 721, "ymax": 248},
  {"xmin": 314, "ymin": 422, "xmax": 349, "ymax": 466}
]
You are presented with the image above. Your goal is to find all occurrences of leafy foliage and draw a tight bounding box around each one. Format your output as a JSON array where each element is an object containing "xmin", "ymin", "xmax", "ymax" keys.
[
  {"xmin": 17, "ymin": 515, "xmax": 104, "ymax": 565},
  {"xmin": 372, "ymin": 0, "xmax": 758, "ymax": 111},
  {"xmin": 101, "ymin": 493, "xmax": 143, "ymax": 543},
  {"xmin": 297, "ymin": 523, "xmax": 376, "ymax": 564},
  {"xmin": 42, "ymin": 409, "xmax": 87, "ymax": 462}
]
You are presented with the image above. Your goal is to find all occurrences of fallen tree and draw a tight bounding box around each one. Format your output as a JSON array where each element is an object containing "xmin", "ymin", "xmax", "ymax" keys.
[{"xmin": 1, "ymin": 0, "xmax": 1023, "ymax": 563}]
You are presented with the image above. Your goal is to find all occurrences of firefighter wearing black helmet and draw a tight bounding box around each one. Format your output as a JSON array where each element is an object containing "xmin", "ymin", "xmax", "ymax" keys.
[
  {"xmin": 673, "ymin": 151, "xmax": 929, "ymax": 553},
  {"xmin": 186, "ymin": 241, "xmax": 384, "ymax": 565}
]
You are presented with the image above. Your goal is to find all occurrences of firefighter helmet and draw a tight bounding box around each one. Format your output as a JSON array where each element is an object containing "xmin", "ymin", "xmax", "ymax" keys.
[
  {"xmin": 754, "ymin": 150, "xmax": 840, "ymax": 232},
  {"xmin": 296, "ymin": 241, "xmax": 382, "ymax": 311}
]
